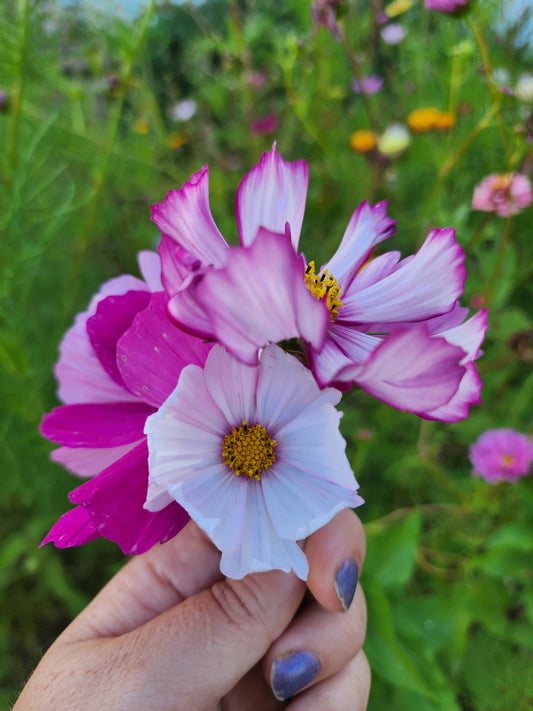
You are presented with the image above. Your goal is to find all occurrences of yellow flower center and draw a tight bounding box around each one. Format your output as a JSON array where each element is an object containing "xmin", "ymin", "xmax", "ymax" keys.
[
  {"xmin": 501, "ymin": 454, "xmax": 515, "ymax": 468},
  {"xmin": 222, "ymin": 420, "xmax": 277, "ymax": 480},
  {"xmin": 304, "ymin": 261, "xmax": 344, "ymax": 321}
]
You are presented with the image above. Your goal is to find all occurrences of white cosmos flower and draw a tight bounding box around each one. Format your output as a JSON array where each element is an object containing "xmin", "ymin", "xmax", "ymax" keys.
[{"xmin": 144, "ymin": 344, "xmax": 363, "ymax": 580}]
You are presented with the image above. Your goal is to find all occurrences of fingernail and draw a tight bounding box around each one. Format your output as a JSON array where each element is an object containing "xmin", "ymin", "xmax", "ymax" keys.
[
  {"xmin": 270, "ymin": 650, "xmax": 321, "ymax": 701},
  {"xmin": 334, "ymin": 557, "xmax": 359, "ymax": 612}
]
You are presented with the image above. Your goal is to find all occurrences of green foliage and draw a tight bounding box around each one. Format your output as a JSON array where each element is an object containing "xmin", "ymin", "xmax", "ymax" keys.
[{"xmin": 1, "ymin": 0, "xmax": 532, "ymax": 709}]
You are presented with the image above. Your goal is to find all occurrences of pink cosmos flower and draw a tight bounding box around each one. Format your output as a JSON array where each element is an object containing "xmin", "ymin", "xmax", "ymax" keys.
[
  {"xmin": 41, "ymin": 252, "xmax": 212, "ymax": 554},
  {"xmin": 471, "ymin": 173, "xmax": 532, "ymax": 217},
  {"xmin": 469, "ymin": 429, "xmax": 533, "ymax": 483},
  {"xmin": 152, "ymin": 146, "xmax": 487, "ymax": 422},
  {"xmin": 350, "ymin": 75, "xmax": 384, "ymax": 96},
  {"xmin": 144, "ymin": 344, "xmax": 363, "ymax": 579},
  {"xmin": 424, "ymin": 0, "xmax": 470, "ymax": 15},
  {"xmin": 251, "ymin": 114, "xmax": 279, "ymax": 135}
]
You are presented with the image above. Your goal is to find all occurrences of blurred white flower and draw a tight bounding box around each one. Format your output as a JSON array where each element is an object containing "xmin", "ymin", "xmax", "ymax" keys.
[
  {"xmin": 168, "ymin": 98, "xmax": 198, "ymax": 122},
  {"xmin": 515, "ymin": 74, "xmax": 533, "ymax": 103},
  {"xmin": 378, "ymin": 123, "xmax": 411, "ymax": 156}
]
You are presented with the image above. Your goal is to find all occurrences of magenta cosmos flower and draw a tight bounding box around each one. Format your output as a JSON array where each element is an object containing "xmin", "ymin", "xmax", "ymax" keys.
[
  {"xmin": 424, "ymin": 0, "xmax": 471, "ymax": 14},
  {"xmin": 152, "ymin": 146, "xmax": 487, "ymax": 422},
  {"xmin": 472, "ymin": 173, "xmax": 532, "ymax": 218},
  {"xmin": 469, "ymin": 429, "xmax": 533, "ymax": 483},
  {"xmin": 144, "ymin": 344, "xmax": 363, "ymax": 579},
  {"xmin": 41, "ymin": 251, "xmax": 212, "ymax": 554}
]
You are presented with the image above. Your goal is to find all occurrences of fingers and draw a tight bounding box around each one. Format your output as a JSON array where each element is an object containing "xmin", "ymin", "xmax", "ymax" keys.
[
  {"xmin": 264, "ymin": 584, "xmax": 366, "ymax": 701},
  {"xmin": 286, "ymin": 650, "xmax": 371, "ymax": 711},
  {"xmin": 98, "ymin": 569, "xmax": 306, "ymax": 711},
  {"xmin": 62, "ymin": 521, "xmax": 223, "ymax": 642},
  {"xmin": 304, "ymin": 508, "xmax": 366, "ymax": 612}
]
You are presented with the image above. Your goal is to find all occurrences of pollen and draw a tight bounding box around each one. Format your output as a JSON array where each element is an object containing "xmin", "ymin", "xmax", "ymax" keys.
[
  {"xmin": 222, "ymin": 420, "xmax": 277, "ymax": 480},
  {"xmin": 501, "ymin": 453, "xmax": 515, "ymax": 468},
  {"xmin": 304, "ymin": 261, "xmax": 344, "ymax": 321}
]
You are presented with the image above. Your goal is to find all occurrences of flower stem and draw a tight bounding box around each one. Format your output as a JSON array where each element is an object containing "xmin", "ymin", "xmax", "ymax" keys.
[
  {"xmin": 338, "ymin": 25, "xmax": 378, "ymax": 130},
  {"xmin": 485, "ymin": 215, "xmax": 513, "ymax": 306}
]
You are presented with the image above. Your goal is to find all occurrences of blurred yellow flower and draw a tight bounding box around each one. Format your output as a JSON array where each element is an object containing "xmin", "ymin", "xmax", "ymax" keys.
[
  {"xmin": 133, "ymin": 117, "xmax": 150, "ymax": 135},
  {"xmin": 433, "ymin": 111, "xmax": 456, "ymax": 131},
  {"xmin": 385, "ymin": 0, "xmax": 414, "ymax": 17},
  {"xmin": 166, "ymin": 131, "xmax": 187, "ymax": 150},
  {"xmin": 377, "ymin": 123, "xmax": 411, "ymax": 156},
  {"xmin": 349, "ymin": 129, "xmax": 378, "ymax": 153},
  {"xmin": 407, "ymin": 107, "xmax": 441, "ymax": 133}
]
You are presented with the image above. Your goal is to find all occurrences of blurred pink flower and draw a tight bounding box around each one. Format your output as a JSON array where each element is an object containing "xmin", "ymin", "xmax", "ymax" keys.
[
  {"xmin": 469, "ymin": 429, "xmax": 533, "ymax": 483},
  {"xmin": 251, "ymin": 114, "xmax": 279, "ymax": 135},
  {"xmin": 424, "ymin": 0, "xmax": 470, "ymax": 14},
  {"xmin": 351, "ymin": 75, "xmax": 384, "ymax": 95},
  {"xmin": 311, "ymin": 0, "xmax": 344, "ymax": 41},
  {"xmin": 380, "ymin": 23, "xmax": 407, "ymax": 44},
  {"xmin": 472, "ymin": 173, "xmax": 532, "ymax": 217}
]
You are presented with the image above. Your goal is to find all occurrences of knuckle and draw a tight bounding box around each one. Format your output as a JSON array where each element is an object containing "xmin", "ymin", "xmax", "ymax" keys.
[{"xmin": 210, "ymin": 576, "xmax": 271, "ymax": 636}]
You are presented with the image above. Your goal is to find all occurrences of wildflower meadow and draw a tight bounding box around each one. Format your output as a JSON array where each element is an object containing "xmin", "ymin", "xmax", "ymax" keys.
[{"xmin": 1, "ymin": 0, "xmax": 532, "ymax": 709}]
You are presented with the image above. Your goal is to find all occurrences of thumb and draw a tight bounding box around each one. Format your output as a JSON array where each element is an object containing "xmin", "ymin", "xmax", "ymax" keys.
[{"xmin": 114, "ymin": 570, "xmax": 306, "ymax": 710}]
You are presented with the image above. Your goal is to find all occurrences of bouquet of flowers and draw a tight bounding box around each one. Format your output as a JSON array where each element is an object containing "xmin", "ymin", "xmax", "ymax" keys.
[{"xmin": 40, "ymin": 146, "xmax": 487, "ymax": 579}]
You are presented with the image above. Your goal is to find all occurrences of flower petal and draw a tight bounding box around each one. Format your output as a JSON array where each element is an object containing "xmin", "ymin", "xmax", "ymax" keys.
[
  {"xmin": 424, "ymin": 363, "xmax": 482, "ymax": 422},
  {"xmin": 195, "ymin": 228, "xmax": 330, "ymax": 365},
  {"xmin": 50, "ymin": 441, "xmax": 142, "ymax": 478},
  {"xmin": 236, "ymin": 144, "xmax": 309, "ymax": 249},
  {"xmin": 341, "ymin": 228, "xmax": 466, "ymax": 323},
  {"xmin": 157, "ymin": 233, "xmax": 204, "ymax": 298},
  {"xmin": 335, "ymin": 327, "xmax": 466, "ymax": 416},
  {"xmin": 70, "ymin": 440, "xmax": 189, "ymax": 554},
  {"xmin": 117, "ymin": 292, "xmax": 213, "ymax": 408},
  {"xmin": 325, "ymin": 201, "xmax": 396, "ymax": 288},
  {"xmin": 151, "ymin": 166, "xmax": 229, "ymax": 271},
  {"xmin": 137, "ymin": 250, "xmax": 163, "ymax": 292},
  {"xmin": 436, "ymin": 309, "xmax": 488, "ymax": 363},
  {"xmin": 86, "ymin": 290, "xmax": 151, "ymax": 387},
  {"xmin": 41, "ymin": 506, "xmax": 100, "ymax": 548},
  {"xmin": 203, "ymin": 344, "xmax": 258, "ymax": 425},
  {"xmin": 55, "ymin": 275, "xmax": 147, "ymax": 405},
  {"xmin": 41, "ymin": 401, "xmax": 154, "ymax": 447}
]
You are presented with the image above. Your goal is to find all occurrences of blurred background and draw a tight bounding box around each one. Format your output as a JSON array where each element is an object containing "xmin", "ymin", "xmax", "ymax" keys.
[{"xmin": 1, "ymin": 0, "xmax": 532, "ymax": 708}]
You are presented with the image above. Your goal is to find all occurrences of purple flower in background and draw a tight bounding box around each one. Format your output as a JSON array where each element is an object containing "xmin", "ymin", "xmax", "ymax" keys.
[
  {"xmin": 41, "ymin": 251, "xmax": 213, "ymax": 554},
  {"xmin": 472, "ymin": 173, "xmax": 532, "ymax": 217},
  {"xmin": 145, "ymin": 344, "xmax": 363, "ymax": 579},
  {"xmin": 351, "ymin": 75, "xmax": 384, "ymax": 95},
  {"xmin": 424, "ymin": 0, "xmax": 471, "ymax": 15},
  {"xmin": 153, "ymin": 145, "xmax": 487, "ymax": 422},
  {"xmin": 380, "ymin": 23, "xmax": 407, "ymax": 44},
  {"xmin": 251, "ymin": 114, "xmax": 279, "ymax": 135},
  {"xmin": 469, "ymin": 429, "xmax": 533, "ymax": 483},
  {"xmin": 311, "ymin": 0, "xmax": 344, "ymax": 41}
]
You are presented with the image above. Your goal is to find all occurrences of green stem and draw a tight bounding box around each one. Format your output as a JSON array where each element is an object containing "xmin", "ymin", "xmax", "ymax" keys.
[
  {"xmin": 338, "ymin": 25, "xmax": 377, "ymax": 130},
  {"xmin": 485, "ymin": 215, "xmax": 513, "ymax": 306},
  {"xmin": 6, "ymin": 0, "xmax": 30, "ymax": 179},
  {"xmin": 464, "ymin": 212, "xmax": 494, "ymax": 255},
  {"xmin": 467, "ymin": 15, "xmax": 510, "ymax": 169}
]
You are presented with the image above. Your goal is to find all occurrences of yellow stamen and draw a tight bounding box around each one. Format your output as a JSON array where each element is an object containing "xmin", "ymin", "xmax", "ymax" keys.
[
  {"xmin": 222, "ymin": 420, "xmax": 277, "ymax": 480},
  {"xmin": 501, "ymin": 454, "xmax": 515, "ymax": 468},
  {"xmin": 304, "ymin": 261, "xmax": 344, "ymax": 321}
]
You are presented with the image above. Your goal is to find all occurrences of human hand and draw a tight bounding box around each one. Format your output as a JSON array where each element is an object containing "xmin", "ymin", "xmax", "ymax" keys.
[{"xmin": 14, "ymin": 509, "xmax": 368, "ymax": 710}]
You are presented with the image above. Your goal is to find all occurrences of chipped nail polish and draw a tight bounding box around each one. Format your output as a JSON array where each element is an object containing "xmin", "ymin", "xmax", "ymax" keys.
[{"xmin": 270, "ymin": 650, "xmax": 320, "ymax": 701}]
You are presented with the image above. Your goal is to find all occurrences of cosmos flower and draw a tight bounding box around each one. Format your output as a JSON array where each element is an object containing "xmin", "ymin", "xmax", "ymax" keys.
[
  {"xmin": 153, "ymin": 146, "xmax": 486, "ymax": 422},
  {"xmin": 41, "ymin": 252, "xmax": 212, "ymax": 554},
  {"xmin": 471, "ymin": 173, "xmax": 532, "ymax": 217},
  {"xmin": 251, "ymin": 114, "xmax": 279, "ymax": 135},
  {"xmin": 144, "ymin": 344, "xmax": 363, "ymax": 579},
  {"xmin": 469, "ymin": 429, "xmax": 533, "ymax": 483},
  {"xmin": 424, "ymin": 0, "xmax": 471, "ymax": 15}
]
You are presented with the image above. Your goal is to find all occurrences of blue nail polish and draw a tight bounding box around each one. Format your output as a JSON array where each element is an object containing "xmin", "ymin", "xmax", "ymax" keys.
[
  {"xmin": 334, "ymin": 557, "xmax": 359, "ymax": 612},
  {"xmin": 270, "ymin": 651, "xmax": 321, "ymax": 701}
]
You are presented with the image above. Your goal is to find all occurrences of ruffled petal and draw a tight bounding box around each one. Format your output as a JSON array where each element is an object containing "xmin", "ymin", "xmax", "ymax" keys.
[
  {"xmin": 158, "ymin": 233, "xmax": 204, "ymax": 298},
  {"xmin": 195, "ymin": 228, "xmax": 330, "ymax": 365},
  {"xmin": 335, "ymin": 327, "xmax": 466, "ymax": 416},
  {"xmin": 117, "ymin": 292, "xmax": 213, "ymax": 409},
  {"xmin": 151, "ymin": 166, "xmax": 229, "ymax": 272},
  {"xmin": 69, "ymin": 440, "xmax": 189, "ymax": 555},
  {"xmin": 137, "ymin": 250, "xmax": 163, "ymax": 292},
  {"xmin": 55, "ymin": 275, "xmax": 147, "ymax": 405},
  {"xmin": 325, "ymin": 201, "xmax": 397, "ymax": 288},
  {"xmin": 436, "ymin": 309, "xmax": 488, "ymax": 363},
  {"xmin": 50, "ymin": 441, "xmax": 142, "ymax": 478},
  {"xmin": 424, "ymin": 363, "xmax": 483, "ymax": 422},
  {"xmin": 41, "ymin": 506, "xmax": 100, "ymax": 548},
  {"xmin": 86, "ymin": 290, "xmax": 151, "ymax": 387},
  {"xmin": 341, "ymin": 228, "xmax": 466, "ymax": 323},
  {"xmin": 236, "ymin": 144, "xmax": 309, "ymax": 250},
  {"xmin": 41, "ymin": 401, "xmax": 154, "ymax": 447},
  {"xmin": 262, "ymin": 463, "xmax": 362, "ymax": 541},
  {"xmin": 166, "ymin": 278, "xmax": 217, "ymax": 339},
  {"xmin": 256, "ymin": 345, "xmax": 341, "ymax": 433},
  {"xmin": 203, "ymin": 344, "xmax": 258, "ymax": 425},
  {"xmin": 309, "ymin": 323, "xmax": 383, "ymax": 388}
]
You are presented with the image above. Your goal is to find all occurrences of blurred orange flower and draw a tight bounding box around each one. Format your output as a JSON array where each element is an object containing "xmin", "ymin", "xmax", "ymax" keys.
[
  {"xmin": 407, "ymin": 107, "xmax": 456, "ymax": 133},
  {"xmin": 349, "ymin": 129, "xmax": 378, "ymax": 153}
]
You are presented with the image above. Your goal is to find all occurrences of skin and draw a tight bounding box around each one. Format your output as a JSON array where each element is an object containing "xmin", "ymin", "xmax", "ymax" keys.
[{"xmin": 14, "ymin": 509, "xmax": 369, "ymax": 711}]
